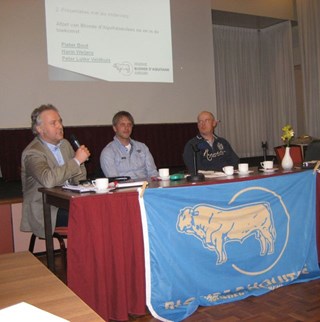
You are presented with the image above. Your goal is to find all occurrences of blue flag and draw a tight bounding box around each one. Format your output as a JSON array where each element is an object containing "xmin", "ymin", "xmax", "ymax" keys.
[{"xmin": 139, "ymin": 171, "xmax": 320, "ymax": 321}]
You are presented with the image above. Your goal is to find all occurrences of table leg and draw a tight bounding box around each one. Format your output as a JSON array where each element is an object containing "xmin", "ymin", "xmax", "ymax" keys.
[{"xmin": 42, "ymin": 193, "xmax": 55, "ymax": 273}]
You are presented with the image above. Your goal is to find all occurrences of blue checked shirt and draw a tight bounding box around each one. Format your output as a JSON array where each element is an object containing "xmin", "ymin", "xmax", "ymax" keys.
[
  {"xmin": 46, "ymin": 142, "xmax": 65, "ymax": 166},
  {"xmin": 100, "ymin": 136, "xmax": 158, "ymax": 179}
]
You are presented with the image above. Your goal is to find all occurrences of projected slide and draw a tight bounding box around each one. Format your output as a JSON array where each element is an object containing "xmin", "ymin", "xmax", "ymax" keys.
[{"xmin": 45, "ymin": 0, "xmax": 173, "ymax": 83}]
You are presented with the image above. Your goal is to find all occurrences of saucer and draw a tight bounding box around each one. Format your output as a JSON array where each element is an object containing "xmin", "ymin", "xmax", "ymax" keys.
[
  {"xmin": 259, "ymin": 168, "xmax": 279, "ymax": 173},
  {"xmin": 235, "ymin": 170, "xmax": 253, "ymax": 175},
  {"xmin": 158, "ymin": 176, "xmax": 170, "ymax": 181},
  {"xmin": 95, "ymin": 188, "xmax": 111, "ymax": 194}
]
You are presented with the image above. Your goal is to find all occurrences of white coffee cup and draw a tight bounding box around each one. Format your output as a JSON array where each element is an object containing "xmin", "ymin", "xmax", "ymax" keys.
[
  {"xmin": 238, "ymin": 163, "xmax": 249, "ymax": 173},
  {"xmin": 92, "ymin": 178, "xmax": 109, "ymax": 191},
  {"xmin": 260, "ymin": 160, "xmax": 273, "ymax": 169},
  {"xmin": 159, "ymin": 168, "xmax": 170, "ymax": 178},
  {"xmin": 223, "ymin": 166, "xmax": 234, "ymax": 175}
]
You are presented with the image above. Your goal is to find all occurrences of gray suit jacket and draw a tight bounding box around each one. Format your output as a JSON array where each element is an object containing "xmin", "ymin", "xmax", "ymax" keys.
[{"xmin": 20, "ymin": 136, "xmax": 87, "ymax": 238}]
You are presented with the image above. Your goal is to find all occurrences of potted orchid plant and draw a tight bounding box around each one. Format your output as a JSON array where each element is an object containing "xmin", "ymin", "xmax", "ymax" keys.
[{"xmin": 281, "ymin": 125, "xmax": 295, "ymax": 147}]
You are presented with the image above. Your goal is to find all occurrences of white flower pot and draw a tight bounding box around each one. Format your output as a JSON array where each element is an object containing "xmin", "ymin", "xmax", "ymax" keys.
[{"xmin": 281, "ymin": 146, "xmax": 294, "ymax": 170}]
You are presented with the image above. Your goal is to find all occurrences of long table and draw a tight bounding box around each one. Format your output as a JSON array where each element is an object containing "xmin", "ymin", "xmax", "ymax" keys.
[
  {"xmin": 39, "ymin": 169, "xmax": 320, "ymax": 321},
  {"xmin": 0, "ymin": 251, "xmax": 105, "ymax": 322}
]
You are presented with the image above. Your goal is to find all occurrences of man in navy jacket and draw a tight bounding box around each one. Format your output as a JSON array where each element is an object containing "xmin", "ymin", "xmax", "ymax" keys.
[{"xmin": 183, "ymin": 111, "xmax": 239, "ymax": 173}]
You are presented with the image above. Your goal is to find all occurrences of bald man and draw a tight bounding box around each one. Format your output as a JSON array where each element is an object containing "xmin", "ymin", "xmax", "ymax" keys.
[{"xmin": 183, "ymin": 111, "xmax": 239, "ymax": 173}]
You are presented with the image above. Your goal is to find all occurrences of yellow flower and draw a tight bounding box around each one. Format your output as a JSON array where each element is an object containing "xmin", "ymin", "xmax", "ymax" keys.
[{"xmin": 281, "ymin": 125, "xmax": 295, "ymax": 147}]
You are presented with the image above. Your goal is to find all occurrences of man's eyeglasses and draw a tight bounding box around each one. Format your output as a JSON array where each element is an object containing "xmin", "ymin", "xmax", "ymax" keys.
[{"xmin": 197, "ymin": 119, "xmax": 221, "ymax": 125}]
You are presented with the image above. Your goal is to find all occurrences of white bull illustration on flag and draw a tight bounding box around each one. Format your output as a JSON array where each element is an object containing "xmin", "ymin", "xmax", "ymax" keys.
[{"xmin": 176, "ymin": 203, "xmax": 276, "ymax": 264}]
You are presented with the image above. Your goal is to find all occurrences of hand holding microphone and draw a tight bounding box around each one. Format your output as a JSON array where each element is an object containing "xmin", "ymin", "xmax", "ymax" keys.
[
  {"xmin": 70, "ymin": 134, "xmax": 90, "ymax": 164},
  {"xmin": 75, "ymin": 145, "xmax": 90, "ymax": 164}
]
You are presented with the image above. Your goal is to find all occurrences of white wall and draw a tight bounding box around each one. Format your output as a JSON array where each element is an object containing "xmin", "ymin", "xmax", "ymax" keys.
[{"xmin": 0, "ymin": 0, "xmax": 216, "ymax": 128}]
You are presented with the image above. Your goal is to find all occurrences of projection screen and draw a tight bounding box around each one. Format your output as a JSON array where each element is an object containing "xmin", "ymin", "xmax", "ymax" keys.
[
  {"xmin": 0, "ymin": 0, "xmax": 216, "ymax": 128},
  {"xmin": 45, "ymin": 0, "xmax": 173, "ymax": 83}
]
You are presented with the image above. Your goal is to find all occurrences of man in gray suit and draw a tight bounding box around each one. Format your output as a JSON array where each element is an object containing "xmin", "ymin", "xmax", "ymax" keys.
[{"xmin": 20, "ymin": 104, "xmax": 90, "ymax": 238}]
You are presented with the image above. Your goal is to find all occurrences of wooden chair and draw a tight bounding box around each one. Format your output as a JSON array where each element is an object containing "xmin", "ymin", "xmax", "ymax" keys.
[
  {"xmin": 29, "ymin": 227, "xmax": 68, "ymax": 268},
  {"xmin": 274, "ymin": 145, "xmax": 303, "ymax": 166}
]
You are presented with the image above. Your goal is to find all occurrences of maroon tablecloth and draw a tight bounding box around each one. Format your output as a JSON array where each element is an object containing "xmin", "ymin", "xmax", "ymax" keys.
[{"xmin": 67, "ymin": 191, "xmax": 145, "ymax": 321}]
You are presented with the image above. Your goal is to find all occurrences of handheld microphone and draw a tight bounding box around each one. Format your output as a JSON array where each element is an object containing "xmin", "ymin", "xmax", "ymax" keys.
[
  {"xmin": 70, "ymin": 134, "xmax": 89, "ymax": 162},
  {"xmin": 70, "ymin": 134, "xmax": 81, "ymax": 150}
]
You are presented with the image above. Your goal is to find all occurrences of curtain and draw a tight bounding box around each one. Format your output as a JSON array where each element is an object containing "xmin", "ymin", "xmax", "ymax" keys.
[
  {"xmin": 260, "ymin": 21, "xmax": 297, "ymax": 150},
  {"xmin": 296, "ymin": 0, "xmax": 320, "ymax": 139},
  {"xmin": 213, "ymin": 25, "xmax": 264, "ymax": 157},
  {"xmin": 213, "ymin": 22, "xmax": 296, "ymax": 158}
]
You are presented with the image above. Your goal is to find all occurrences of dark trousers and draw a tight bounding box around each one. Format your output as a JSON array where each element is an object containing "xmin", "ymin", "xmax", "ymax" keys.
[{"xmin": 56, "ymin": 208, "xmax": 69, "ymax": 227}]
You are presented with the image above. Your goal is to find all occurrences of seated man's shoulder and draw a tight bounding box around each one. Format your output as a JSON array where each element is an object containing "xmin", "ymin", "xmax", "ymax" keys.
[
  {"xmin": 212, "ymin": 134, "xmax": 222, "ymax": 141},
  {"xmin": 131, "ymin": 139, "xmax": 148, "ymax": 148},
  {"xmin": 23, "ymin": 137, "xmax": 43, "ymax": 154},
  {"xmin": 101, "ymin": 141, "xmax": 115, "ymax": 153},
  {"xmin": 185, "ymin": 135, "xmax": 202, "ymax": 146}
]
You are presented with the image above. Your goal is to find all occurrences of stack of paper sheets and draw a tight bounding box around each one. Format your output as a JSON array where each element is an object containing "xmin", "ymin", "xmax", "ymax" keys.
[
  {"xmin": 198, "ymin": 170, "xmax": 227, "ymax": 178},
  {"xmin": 0, "ymin": 302, "xmax": 69, "ymax": 322},
  {"xmin": 62, "ymin": 181, "xmax": 147, "ymax": 193}
]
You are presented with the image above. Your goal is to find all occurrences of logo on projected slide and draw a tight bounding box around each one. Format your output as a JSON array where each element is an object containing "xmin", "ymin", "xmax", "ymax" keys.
[{"xmin": 113, "ymin": 62, "xmax": 133, "ymax": 76}]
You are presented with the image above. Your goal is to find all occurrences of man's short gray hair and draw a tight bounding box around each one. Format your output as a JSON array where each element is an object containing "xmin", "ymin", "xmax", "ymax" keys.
[{"xmin": 31, "ymin": 104, "xmax": 58, "ymax": 135}]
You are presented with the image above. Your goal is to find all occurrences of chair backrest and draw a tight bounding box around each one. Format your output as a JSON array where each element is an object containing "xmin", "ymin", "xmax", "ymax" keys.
[
  {"xmin": 305, "ymin": 140, "xmax": 320, "ymax": 161},
  {"xmin": 274, "ymin": 145, "xmax": 303, "ymax": 165}
]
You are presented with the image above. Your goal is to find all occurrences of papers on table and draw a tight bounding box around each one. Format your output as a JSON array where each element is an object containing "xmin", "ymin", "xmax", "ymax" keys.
[
  {"xmin": 0, "ymin": 302, "xmax": 69, "ymax": 322},
  {"xmin": 62, "ymin": 182, "xmax": 96, "ymax": 193},
  {"xmin": 198, "ymin": 170, "xmax": 227, "ymax": 178},
  {"xmin": 116, "ymin": 181, "xmax": 148, "ymax": 189},
  {"xmin": 62, "ymin": 181, "xmax": 146, "ymax": 193}
]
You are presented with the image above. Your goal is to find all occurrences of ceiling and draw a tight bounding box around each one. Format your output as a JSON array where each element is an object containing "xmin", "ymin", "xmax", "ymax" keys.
[{"xmin": 212, "ymin": 10, "xmax": 296, "ymax": 29}]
